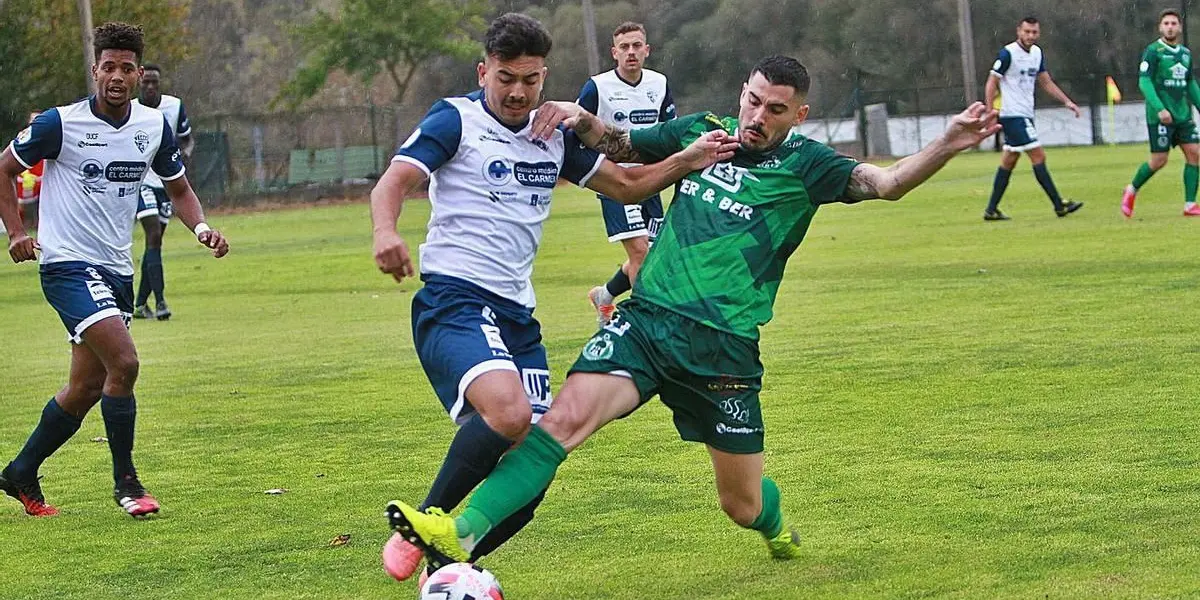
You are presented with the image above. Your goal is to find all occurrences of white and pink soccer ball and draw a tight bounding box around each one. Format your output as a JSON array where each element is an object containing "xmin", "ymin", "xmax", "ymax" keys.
[{"xmin": 419, "ymin": 563, "xmax": 504, "ymax": 600}]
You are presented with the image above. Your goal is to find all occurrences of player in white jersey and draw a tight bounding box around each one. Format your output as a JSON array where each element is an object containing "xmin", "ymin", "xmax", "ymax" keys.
[
  {"xmin": 578, "ymin": 22, "xmax": 676, "ymax": 324},
  {"xmin": 132, "ymin": 64, "xmax": 194, "ymax": 321},
  {"xmin": 0, "ymin": 23, "xmax": 228, "ymax": 518},
  {"xmin": 372, "ymin": 13, "xmax": 735, "ymax": 583},
  {"xmin": 983, "ymin": 16, "xmax": 1084, "ymax": 221}
]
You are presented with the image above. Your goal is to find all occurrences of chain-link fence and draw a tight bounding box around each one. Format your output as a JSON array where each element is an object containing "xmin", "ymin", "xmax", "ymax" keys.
[{"xmin": 188, "ymin": 73, "xmax": 1150, "ymax": 206}]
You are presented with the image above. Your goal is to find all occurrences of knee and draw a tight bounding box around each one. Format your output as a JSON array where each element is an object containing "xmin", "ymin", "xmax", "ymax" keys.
[
  {"xmin": 481, "ymin": 398, "xmax": 532, "ymax": 441},
  {"xmin": 718, "ymin": 493, "xmax": 761, "ymax": 527},
  {"xmin": 1000, "ymin": 154, "xmax": 1019, "ymax": 170},
  {"xmin": 537, "ymin": 393, "xmax": 591, "ymax": 451},
  {"xmin": 109, "ymin": 351, "xmax": 140, "ymax": 386},
  {"xmin": 1150, "ymin": 154, "xmax": 1169, "ymax": 170}
]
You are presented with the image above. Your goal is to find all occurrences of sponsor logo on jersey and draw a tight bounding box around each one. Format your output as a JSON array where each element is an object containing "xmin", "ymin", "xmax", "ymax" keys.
[
  {"xmin": 483, "ymin": 157, "xmax": 513, "ymax": 186},
  {"xmin": 134, "ymin": 130, "xmax": 150, "ymax": 152},
  {"xmin": 105, "ymin": 161, "xmax": 148, "ymax": 182},
  {"xmin": 513, "ymin": 161, "xmax": 558, "ymax": 188},
  {"xmin": 479, "ymin": 128, "xmax": 513, "ymax": 144},
  {"xmin": 628, "ymin": 109, "xmax": 658, "ymax": 125},
  {"xmin": 613, "ymin": 111, "xmax": 628, "ymax": 123},
  {"xmin": 80, "ymin": 159, "xmax": 104, "ymax": 184}
]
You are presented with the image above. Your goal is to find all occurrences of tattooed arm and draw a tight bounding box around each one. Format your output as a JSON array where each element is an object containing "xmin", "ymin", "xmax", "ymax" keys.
[
  {"xmin": 568, "ymin": 112, "xmax": 645, "ymax": 163},
  {"xmin": 843, "ymin": 102, "xmax": 1001, "ymax": 201}
]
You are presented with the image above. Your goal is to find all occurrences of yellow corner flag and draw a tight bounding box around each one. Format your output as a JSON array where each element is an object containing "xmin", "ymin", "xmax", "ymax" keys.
[{"xmin": 1106, "ymin": 76, "xmax": 1122, "ymax": 103}]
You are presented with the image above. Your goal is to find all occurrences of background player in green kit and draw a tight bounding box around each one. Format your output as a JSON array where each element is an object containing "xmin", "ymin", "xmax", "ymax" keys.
[
  {"xmin": 1123, "ymin": 9, "xmax": 1200, "ymax": 218},
  {"xmin": 384, "ymin": 55, "xmax": 1001, "ymax": 567}
]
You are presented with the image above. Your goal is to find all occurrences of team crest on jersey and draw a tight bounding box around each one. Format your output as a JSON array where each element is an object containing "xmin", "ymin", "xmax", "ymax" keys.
[
  {"xmin": 646, "ymin": 90, "xmax": 658, "ymax": 103},
  {"xmin": 133, "ymin": 130, "xmax": 150, "ymax": 152},
  {"xmin": 16, "ymin": 127, "xmax": 32, "ymax": 145}
]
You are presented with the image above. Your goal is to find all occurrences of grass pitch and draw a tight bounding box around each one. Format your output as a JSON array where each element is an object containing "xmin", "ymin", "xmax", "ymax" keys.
[{"xmin": 2, "ymin": 144, "xmax": 1199, "ymax": 599}]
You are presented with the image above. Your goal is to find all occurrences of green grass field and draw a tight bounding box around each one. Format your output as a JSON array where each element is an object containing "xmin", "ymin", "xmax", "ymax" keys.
[{"xmin": 3, "ymin": 144, "xmax": 1200, "ymax": 599}]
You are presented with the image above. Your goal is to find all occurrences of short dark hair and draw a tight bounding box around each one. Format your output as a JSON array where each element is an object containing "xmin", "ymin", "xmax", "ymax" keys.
[
  {"xmin": 1161, "ymin": 8, "xmax": 1183, "ymax": 22},
  {"xmin": 93, "ymin": 22, "xmax": 144, "ymax": 62},
  {"xmin": 749, "ymin": 55, "xmax": 810, "ymax": 97},
  {"xmin": 484, "ymin": 13, "xmax": 552, "ymax": 60},
  {"xmin": 1021, "ymin": 16, "xmax": 1039, "ymax": 25},
  {"xmin": 613, "ymin": 21, "xmax": 646, "ymax": 38},
  {"xmin": 142, "ymin": 63, "xmax": 162, "ymax": 74}
]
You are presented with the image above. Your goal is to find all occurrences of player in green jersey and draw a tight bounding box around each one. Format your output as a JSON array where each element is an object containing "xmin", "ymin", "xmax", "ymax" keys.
[
  {"xmin": 1123, "ymin": 8, "xmax": 1200, "ymax": 217},
  {"xmin": 384, "ymin": 55, "xmax": 1000, "ymax": 567}
]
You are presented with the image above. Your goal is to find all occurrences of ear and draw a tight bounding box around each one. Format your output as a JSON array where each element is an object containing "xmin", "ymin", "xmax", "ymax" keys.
[
  {"xmin": 793, "ymin": 104, "xmax": 810, "ymax": 126},
  {"xmin": 611, "ymin": 45, "xmax": 620, "ymax": 61},
  {"xmin": 645, "ymin": 44, "xmax": 652, "ymax": 58},
  {"xmin": 476, "ymin": 62, "xmax": 486, "ymax": 88}
]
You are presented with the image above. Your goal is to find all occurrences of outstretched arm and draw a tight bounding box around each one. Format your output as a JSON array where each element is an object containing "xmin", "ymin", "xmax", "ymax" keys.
[
  {"xmin": 844, "ymin": 102, "xmax": 1000, "ymax": 201},
  {"xmin": 164, "ymin": 176, "xmax": 229, "ymax": 258},
  {"xmin": 1037, "ymin": 72, "xmax": 1080, "ymax": 117},
  {"xmin": 585, "ymin": 130, "xmax": 738, "ymax": 203},
  {"xmin": 528, "ymin": 101, "xmax": 647, "ymax": 163}
]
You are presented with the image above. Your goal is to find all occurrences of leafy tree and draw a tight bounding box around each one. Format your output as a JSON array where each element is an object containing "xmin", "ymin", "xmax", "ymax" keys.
[{"xmin": 275, "ymin": 0, "xmax": 489, "ymax": 109}]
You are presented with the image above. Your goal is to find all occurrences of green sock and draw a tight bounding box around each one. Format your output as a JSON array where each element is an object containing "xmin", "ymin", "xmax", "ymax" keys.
[
  {"xmin": 1185, "ymin": 164, "xmax": 1198, "ymax": 204},
  {"xmin": 454, "ymin": 425, "xmax": 566, "ymax": 548},
  {"xmin": 746, "ymin": 477, "xmax": 784, "ymax": 539},
  {"xmin": 1132, "ymin": 162, "xmax": 1156, "ymax": 189}
]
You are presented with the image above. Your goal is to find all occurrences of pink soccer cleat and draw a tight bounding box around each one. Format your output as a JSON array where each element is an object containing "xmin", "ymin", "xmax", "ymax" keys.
[
  {"xmin": 114, "ymin": 474, "xmax": 160, "ymax": 518},
  {"xmin": 382, "ymin": 532, "xmax": 425, "ymax": 581},
  {"xmin": 1122, "ymin": 185, "xmax": 1137, "ymax": 218},
  {"xmin": 1185, "ymin": 203, "xmax": 1200, "ymax": 217}
]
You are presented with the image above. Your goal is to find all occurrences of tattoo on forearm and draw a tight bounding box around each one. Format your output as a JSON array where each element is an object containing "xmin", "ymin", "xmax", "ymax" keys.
[
  {"xmin": 843, "ymin": 164, "xmax": 882, "ymax": 201},
  {"xmin": 595, "ymin": 127, "xmax": 643, "ymax": 163}
]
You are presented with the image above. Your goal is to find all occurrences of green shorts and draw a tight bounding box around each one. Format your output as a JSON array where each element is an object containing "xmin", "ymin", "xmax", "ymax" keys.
[
  {"xmin": 569, "ymin": 298, "xmax": 765, "ymax": 454},
  {"xmin": 1149, "ymin": 120, "xmax": 1200, "ymax": 153}
]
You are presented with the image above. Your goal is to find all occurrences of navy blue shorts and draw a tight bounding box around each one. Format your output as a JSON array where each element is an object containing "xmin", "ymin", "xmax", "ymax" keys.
[
  {"xmin": 40, "ymin": 261, "xmax": 133, "ymax": 344},
  {"xmin": 599, "ymin": 193, "xmax": 663, "ymax": 243},
  {"xmin": 137, "ymin": 185, "xmax": 172, "ymax": 225},
  {"xmin": 999, "ymin": 117, "xmax": 1041, "ymax": 152},
  {"xmin": 411, "ymin": 274, "xmax": 552, "ymax": 424}
]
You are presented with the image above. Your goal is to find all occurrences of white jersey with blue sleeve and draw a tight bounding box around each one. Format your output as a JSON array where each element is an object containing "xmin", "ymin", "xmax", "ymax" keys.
[
  {"xmin": 991, "ymin": 42, "xmax": 1046, "ymax": 119},
  {"xmin": 8, "ymin": 97, "xmax": 185, "ymax": 276},
  {"xmin": 394, "ymin": 91, "xmax": 604, "ymax": 308},
  {"xmin": 136, "ymin": 94, "xmax": 191, "ymax": 189},
  {"xmin": 578, "ymin": 69, "xmax": 675, "ymax": 167}
]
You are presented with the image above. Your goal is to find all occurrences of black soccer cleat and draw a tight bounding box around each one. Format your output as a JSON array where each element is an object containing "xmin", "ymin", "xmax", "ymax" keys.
[
  {"xmin": 0, "ymin": 467, "xmax": 58, "ymax": 516},
  {"xmin": 154, "ymin": 301, "xmax": 172, "ymax": 321},
  {"xmin": 983, "ymin": 208, "xmax": 1011, "ymax": 221},
  {"xmin": 1055, "ymin": 200, "xmax": 1083, "ymax": 217}
]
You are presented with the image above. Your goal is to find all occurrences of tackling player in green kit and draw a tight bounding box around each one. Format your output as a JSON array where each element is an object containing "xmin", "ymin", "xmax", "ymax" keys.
[
  {"xmin": 1123, "ymin": 8, "xmax": 1200, "ymax": 217},
  {"xmin": 384, "ymin": 55, "xmax": 1001, "ymax": 567}
]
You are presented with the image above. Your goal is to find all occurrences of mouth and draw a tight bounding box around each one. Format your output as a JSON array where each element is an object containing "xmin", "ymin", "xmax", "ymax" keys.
[
  {"xmin": 743, "ymin": 129, "xmax": 763, "ymax": 142},
  {"xmin": 105, "ymin": 86, "xmax": 126, "ymax": 99}
]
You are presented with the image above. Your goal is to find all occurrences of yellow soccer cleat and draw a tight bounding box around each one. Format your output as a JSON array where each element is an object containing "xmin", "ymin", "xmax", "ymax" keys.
[
  {"xmin": 385, "ymin": 501, "xmax": 470, "ymax": 566},
  {"xmin": 766, "ymin": 525, "xmax": 802, "ymax": 560}
]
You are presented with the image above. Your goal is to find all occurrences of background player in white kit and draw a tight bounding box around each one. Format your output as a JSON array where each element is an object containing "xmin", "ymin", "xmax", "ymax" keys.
[
  {"xmin": 371, "ymin": 13, "xmax": 735, "ymax": 582},
  {"xmin": 982, "ymin": 16, "xmax": 1084, "ymax": 221},
  {"xmin": 0, "ymin": 22, "xmax": 228, "ymax": 518},
  {"xmin": 132, "ymin": 64, "xmax": 194, "ymax": 321},
  {"xmin": 578, "ymin": 22, "xmax": 676, "ymax": 324}
]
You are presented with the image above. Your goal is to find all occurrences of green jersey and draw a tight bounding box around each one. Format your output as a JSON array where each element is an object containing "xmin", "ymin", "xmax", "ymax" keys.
[
  {"xmin": 628, "ymin": 112, "xmax": 859, "ymax": 340},
  {"xmin": 1139, "ymin": 38, "xmax": 1200, "ymax": 124}
]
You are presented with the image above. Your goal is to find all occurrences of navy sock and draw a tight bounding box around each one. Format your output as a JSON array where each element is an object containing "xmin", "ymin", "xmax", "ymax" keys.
[
  {"xmin": 100, "ymin": 395, "xmax": 137, "ymax": 482},
  {"xmin": 136, "ymin": 252, "xmax": 154, "ymax": 306},
  {"xmin": 1032, "ymin": 163, "xmax": 1064, "ymax": 209},
  {"xmin": 987, "ymin": 167, "xmax": 1012, "ymax": 212},
  {"xmin": 604, "ymin": 266, "xmax": 631, "ymax": 298},
  {"xmin": 469, "ymin": 487, "xmax": 548, "ymax": 560},
  {"xmin": 7, "ymin": 399, "xmax": 83, "ymax": 481},
  {"xmin": 420, "ymin": 413, "xmax": 514, "ymax": 512},
  {"xmin": 142, "ymin": 248, "xmax": 164, "ymax": 305}
]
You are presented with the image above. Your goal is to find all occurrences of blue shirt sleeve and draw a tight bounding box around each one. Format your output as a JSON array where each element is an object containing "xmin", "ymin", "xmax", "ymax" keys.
[
  {"xmin": 660, "ymin": 83, "xmax": 677, "ymax": 121},
  {"xmin": 577, "ymin": 79, "xmax": 599, "ymax": 114},
  {"xmin": 1038, "ymin": 52, "xmax": 1046, "ymax": 74},
  {"xmin": 395, "ymin": 99, "xmax": 461, "ymax": 174},
  {"xmin": 991, "ymin": 48, "xmax": 1012, "ymax": 76},
  {"xmin": 9, "ymin": 108, "xmax": 62, "ymax": 168},
  {"xmin": 176, "ymin": 101, "xmax": 192, "ymax": 137},
  {"xmin": 152, "ymin": 114, "xmax": 185, "ymax": 180},
  {"xmin": 559, "ymin": 128, "xmax": 603, "ymax": 186}
]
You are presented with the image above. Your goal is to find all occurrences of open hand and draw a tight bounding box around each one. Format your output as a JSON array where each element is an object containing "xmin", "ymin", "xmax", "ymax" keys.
[
  {"xmin": 943, "ymin": 102, "xmax": 1002, "ymax": 152},
  {"xmin": 678, "ymin": 130, "xmax": 741, "ymax": 171},
  {"xmin": 529, "ymin": 101, "xmax": 586, "ymax": 140}
]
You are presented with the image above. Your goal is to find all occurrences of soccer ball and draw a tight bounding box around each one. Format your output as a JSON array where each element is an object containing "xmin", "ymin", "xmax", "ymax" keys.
[{"xmin": 419, "ymin": 563, "xmax": 504, "ymax": 600}]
